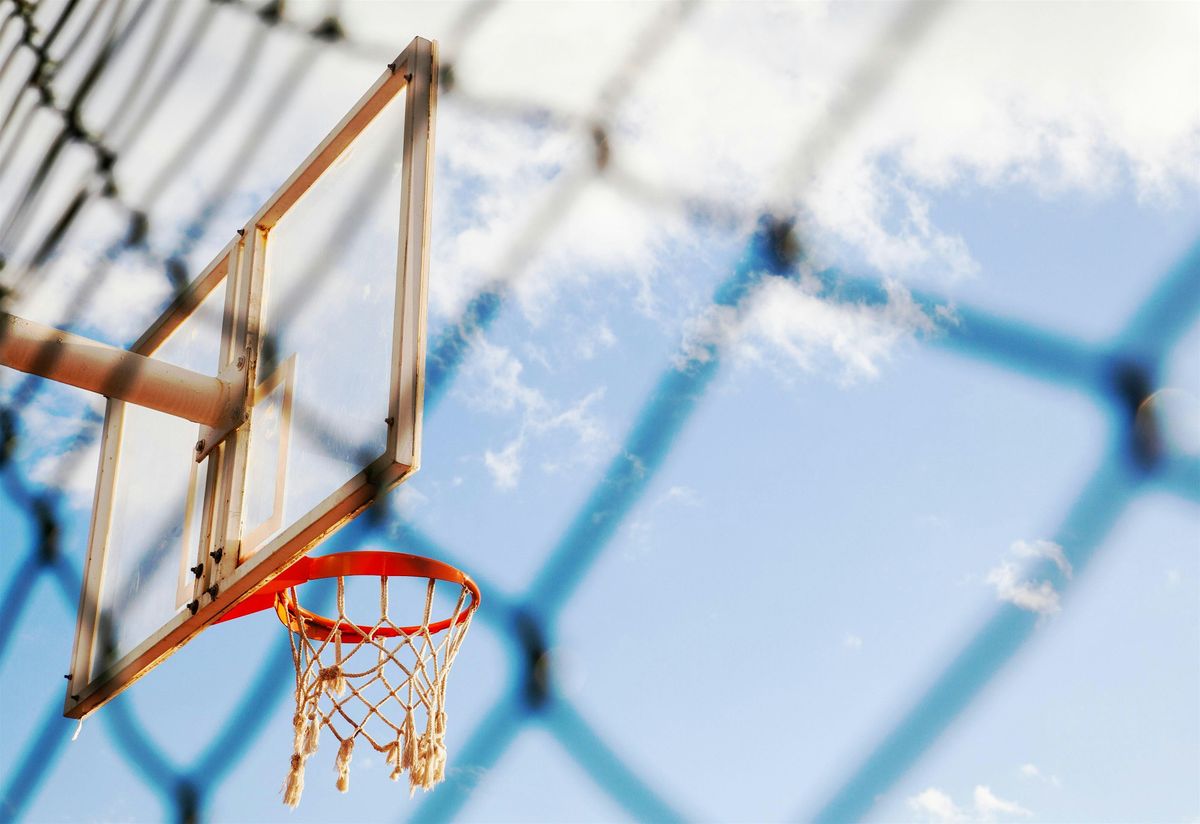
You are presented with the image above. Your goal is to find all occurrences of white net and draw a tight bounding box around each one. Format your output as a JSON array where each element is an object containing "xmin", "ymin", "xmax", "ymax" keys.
[{"xmin": 280, "ymin": 574, "xmax": 475, "ymax": 807}]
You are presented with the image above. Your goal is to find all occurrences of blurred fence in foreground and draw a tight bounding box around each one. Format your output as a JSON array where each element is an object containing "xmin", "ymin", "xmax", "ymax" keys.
[{"xmin": 1, "ymin": 0, "xmax": 1197, "ymax": 821}]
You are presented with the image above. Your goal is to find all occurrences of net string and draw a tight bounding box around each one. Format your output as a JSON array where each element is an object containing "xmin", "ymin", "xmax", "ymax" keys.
[{"xmin": 281, "ymin": 575, "xmax": 474, "ymax": 806}]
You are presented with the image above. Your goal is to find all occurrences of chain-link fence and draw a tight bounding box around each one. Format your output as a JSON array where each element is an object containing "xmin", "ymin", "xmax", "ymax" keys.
[{"xmin": 1, "ymin": 0, "xmax": 1197, "ymax": 821}]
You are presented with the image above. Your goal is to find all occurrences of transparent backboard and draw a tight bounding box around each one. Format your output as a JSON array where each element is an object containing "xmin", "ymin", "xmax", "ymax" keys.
[
  {"xmin": 65, "ymin": 37, "xmax": 437, "ymax": 719},
  {"xmin": 242, "ymin": 83, "xmax": 408, "ymax": 559}
]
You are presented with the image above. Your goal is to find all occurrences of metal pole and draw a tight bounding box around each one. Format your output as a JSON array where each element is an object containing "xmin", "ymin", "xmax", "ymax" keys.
[{"xmin": 0, "ymin": 312, "xmax": 235, "ymax": 428}]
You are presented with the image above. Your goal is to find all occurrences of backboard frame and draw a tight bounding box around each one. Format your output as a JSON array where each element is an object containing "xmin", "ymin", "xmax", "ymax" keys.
[{"xmin": 65, "ymin": 37, "xmax": 437, "ymax": 719}]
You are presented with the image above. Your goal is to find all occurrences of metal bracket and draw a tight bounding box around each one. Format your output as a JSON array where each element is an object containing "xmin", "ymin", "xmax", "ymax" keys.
[{"xmin": 194, "ymin": 346, "xmax": 251, "ymax": 462}]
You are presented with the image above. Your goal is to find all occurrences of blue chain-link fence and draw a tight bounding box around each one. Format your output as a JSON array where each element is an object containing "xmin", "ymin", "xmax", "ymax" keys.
[{"xmin": 1, "ymin": 1, "xmax": 1197, "ymax": 821}]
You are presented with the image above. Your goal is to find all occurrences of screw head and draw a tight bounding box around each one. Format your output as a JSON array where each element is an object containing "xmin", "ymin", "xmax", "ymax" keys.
[{"xmin": 236, "ymin": 355, "xmax": 246, "ymax": 369}]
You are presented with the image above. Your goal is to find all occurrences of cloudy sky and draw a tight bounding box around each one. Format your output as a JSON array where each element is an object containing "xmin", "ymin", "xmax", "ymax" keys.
[{"xmin": 1, "ymin": 1, "xmax": 1198, "ymax": 821}]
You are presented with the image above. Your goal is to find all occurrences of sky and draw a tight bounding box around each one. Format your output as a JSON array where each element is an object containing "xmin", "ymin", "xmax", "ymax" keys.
[{"xmin": 0, "ymin": 1, "xmax": 1198, "ymax": 822}]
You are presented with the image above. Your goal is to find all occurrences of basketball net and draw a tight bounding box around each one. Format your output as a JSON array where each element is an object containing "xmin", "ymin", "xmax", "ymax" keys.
[{"xmin": 279, "ymin": 575, "xmax": 475, "ymax": 806}]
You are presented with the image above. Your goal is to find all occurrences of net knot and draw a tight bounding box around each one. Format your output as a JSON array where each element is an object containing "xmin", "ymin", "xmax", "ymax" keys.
[{"xmin": 318, "ymin": 665, "xmax": 347, "ymax": 696}]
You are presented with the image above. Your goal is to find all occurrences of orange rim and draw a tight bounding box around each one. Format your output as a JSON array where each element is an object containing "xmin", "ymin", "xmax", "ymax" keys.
[{"xmin": 217, "ymin": 551, "xmax": 481, "ymax": 642}]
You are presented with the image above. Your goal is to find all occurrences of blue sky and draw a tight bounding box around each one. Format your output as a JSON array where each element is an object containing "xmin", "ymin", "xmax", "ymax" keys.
[{"xmin": 1, "ymin": 1, "xmax": 1198, "ymax": 822}]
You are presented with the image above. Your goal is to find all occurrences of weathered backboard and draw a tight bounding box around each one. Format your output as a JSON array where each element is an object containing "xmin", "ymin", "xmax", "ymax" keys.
[{"xmin": 65, "ymin": 37, "xmax": 437, "ymax": 719}]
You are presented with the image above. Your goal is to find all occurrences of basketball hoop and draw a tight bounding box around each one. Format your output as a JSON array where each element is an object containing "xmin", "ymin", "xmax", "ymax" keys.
[{"xmin": 220, "ymin": 551, "xmax": 480, "ymax": 806}]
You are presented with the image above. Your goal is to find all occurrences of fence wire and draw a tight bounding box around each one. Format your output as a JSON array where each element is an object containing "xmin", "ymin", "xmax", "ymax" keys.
[{"xmin": 0, "ymin": 0, "xmax": 1197, "ymax": 822}]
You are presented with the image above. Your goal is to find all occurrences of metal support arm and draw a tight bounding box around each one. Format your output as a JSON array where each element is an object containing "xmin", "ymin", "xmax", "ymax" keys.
[{"xmin": 0, "ymin": 313, "xmax": 245, "ymax": 441}]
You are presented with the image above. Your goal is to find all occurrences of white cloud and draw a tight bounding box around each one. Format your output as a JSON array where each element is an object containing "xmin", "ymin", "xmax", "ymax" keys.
[
  {"xmin": 2, "ymin": 383, "xmax": 105, "ymax": 510},
  {"xmin": 483, "ymin": 439, "xmax": 523, "ymax": 490},
  {"xmin": 974, "ymin": 786, "xmax": 1032, "ymax": 820},
  {"xmin": 3, "ymin": 201, "xmax": 179, "ymax": 343},
  {"xmin": 909, "ymin": 785, "xmax": 1032, "ymax": 822},
  {"xmin": 577, "ymin": 2, "xmax": 1197, "ymax": 286},
  {"xmin": 986, "ymin": 561, "xmax": 1061, "ymax": 616},
  {"xmin": 289, "ymin": 0, "xmax": 1200, "ymax": 379},
  {"xmin": 540, "ymin": 388, "xmax": 606, "ymax": 450},
  {"xmin": 802, "ymin": 163, "xmax": 982, "ymax": 282},
  {"xmin": 658, "ymin": 485, "xmax": 699, "ymax": 507},
  {"xmin": 678, "ymin": 274, "xmax": 936, "ymax": 383},
  {"xmin": 869, "ymin": 3, "xmax": 1200, "ymax": 201},
  {"xmin": 427, "ymin": 106, "xmax": 586, "ymax": 321},
  {"xmin": 843, "ymin": 633, "xmax": 863, "ymax": 651},
  {"xmin": 12, "ymin": 2, "xmax": 1200, "ymax": 314},
  {"xmin": 1019, "ymin": 763, "xmax": 1062, "ymax": 788},
  {"xmin": 985, "ymin": 539, "xmax": 1070, "ymax": 615},
  {"xmin": 462, "ymin": 337, "xmax": 608, "ymax": 489},
  {"xmin": 909, "ymin": 787, "xmax": 965, "ymax": 822},
  {"xmin": 1011, "ymin": 539, "xmax": 1073, "ymax": 579},
  {"xmin": 9, "ymin": 1, "xmax": 1193, "ymax": 424},
  {"xmin": 576, "ymin": 321, "xmax": 617, "ymax": 360},
  {"xmin": 462, "ymin": 336, "xmax": 542, "ymax": 415}
]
